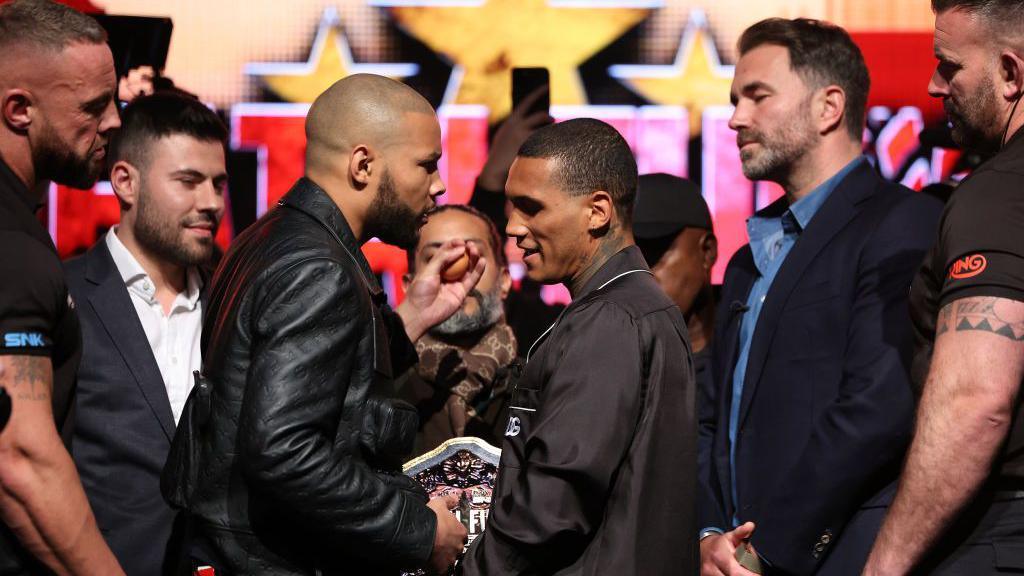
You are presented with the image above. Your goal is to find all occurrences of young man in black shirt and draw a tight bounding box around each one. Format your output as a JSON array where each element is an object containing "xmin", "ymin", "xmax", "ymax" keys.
[
  {"xmin": 460, "ymin": 118, "xmax": 697, "ymax": 575},
  {"xmin": 0, "ymin": 1, "xmax": 123, "ymax": 573},
  {"xmin": 865, "ymin": 1, "xmax": 1024, "ymax": 574}
]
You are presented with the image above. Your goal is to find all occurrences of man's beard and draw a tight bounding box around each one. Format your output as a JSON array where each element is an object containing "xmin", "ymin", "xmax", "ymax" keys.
[
  {"xmin": 134, "ymin": 184, "xmax": 218, "ymax": 268},
  {"xmin": 32, "ymin": 120, "xmax": 105, "ymax": 189},
  {"xmin": 946, "ymin": 79, "xmax": 1002, "ymax": 156},
  {"xmin": 430, "ymin": 286, "xmax": 504, "ymax": 337},
  {"xmin": 365, "ymin": 169, "xmax": 423, "ymax": 249},
  {"xmin": 737, "ymin": 105, "xmax": 817, "ymax": 182}
]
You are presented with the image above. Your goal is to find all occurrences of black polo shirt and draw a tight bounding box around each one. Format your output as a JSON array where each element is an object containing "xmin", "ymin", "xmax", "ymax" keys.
[
  {"xmin": 909, "ymin": 128, "xmax": 1024, "ymax": 485},
  {"xmin": 0, "ymin": 156, "xmax": 82, "ymax": 571}
]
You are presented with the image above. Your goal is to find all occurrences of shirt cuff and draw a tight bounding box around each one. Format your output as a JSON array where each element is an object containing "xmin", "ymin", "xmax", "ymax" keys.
[{"xmin": 699, "ymin": 527, "xmax": 724, "ymax": 540}]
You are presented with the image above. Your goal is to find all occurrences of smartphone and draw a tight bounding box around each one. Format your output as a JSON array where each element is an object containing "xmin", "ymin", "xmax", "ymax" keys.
[
  {"xmin": 735, "ymin": 541, "xmax": 764, "ymax": 574},
  {"xmin": 511, "ymin": 67, "xmax": 550, "ymax": 117}
]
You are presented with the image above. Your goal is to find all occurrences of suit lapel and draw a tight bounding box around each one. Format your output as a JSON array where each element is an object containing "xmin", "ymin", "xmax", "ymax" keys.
[
  {"xmin": 716, "ymin": 252, "xmax": 757, "ymax": 514},
  {"xmin": 85, "ymin": 239, "xmax": 177, "ymax": 441},
  {"xmin": 737, "ymin": 162, "xmax": 879, "ymax": 428}
]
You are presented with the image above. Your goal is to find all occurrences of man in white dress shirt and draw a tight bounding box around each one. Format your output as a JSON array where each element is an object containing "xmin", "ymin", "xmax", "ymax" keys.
[{"xmin": 65, "ymin": 91, "xmax": 228, "ymax": 575}]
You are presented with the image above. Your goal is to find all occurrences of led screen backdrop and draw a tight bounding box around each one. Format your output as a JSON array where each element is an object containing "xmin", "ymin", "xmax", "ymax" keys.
[{"xmin": 41, "ymin": 0, "xmax": 951, "ymax": 301}]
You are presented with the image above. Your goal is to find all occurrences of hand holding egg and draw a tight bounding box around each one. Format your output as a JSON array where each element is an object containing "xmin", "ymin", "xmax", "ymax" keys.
[{"xmin": 441, "ymin": 247, "xmax": 471, "ymax": 282}]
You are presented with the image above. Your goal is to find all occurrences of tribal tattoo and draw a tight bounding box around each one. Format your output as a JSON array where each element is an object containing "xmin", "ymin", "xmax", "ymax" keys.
[{"xmin": 937, "ymin": 297, "xmax": 1024, "ymax": 341}]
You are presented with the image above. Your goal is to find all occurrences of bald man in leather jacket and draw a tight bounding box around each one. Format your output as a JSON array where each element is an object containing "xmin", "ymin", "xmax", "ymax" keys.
[{"xmin": 163, "ymin": 74, "xmax": 477, "ymax": 575}]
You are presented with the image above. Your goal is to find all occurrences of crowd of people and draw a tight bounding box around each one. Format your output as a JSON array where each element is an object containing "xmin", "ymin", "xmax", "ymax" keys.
[{"xmin": 1, "ymin": 0, "xmax": 1024, "ymax": 574}]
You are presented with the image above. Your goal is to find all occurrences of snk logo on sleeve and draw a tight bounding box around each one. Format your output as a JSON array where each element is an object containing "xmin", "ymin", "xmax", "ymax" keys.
[
  {"xmin": 3, "ymin": 332, "xmax": 46, "ymax": 348},
  {"xmin": 948, "ymin": 254, "xmax": 988, "ymax": 280}
]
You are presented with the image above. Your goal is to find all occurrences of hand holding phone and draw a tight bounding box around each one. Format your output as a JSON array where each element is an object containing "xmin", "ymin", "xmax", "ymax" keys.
[{"xmin": 511, "ymin": 67, "xmax": 550, "ymax": 117}]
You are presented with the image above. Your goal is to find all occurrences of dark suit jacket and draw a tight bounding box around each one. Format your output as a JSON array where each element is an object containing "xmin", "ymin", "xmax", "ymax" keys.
[
  {"xmin": 65, "ymin": 235, "xmax": 196, "ymax": 576},
  {"xmin": 699, "ymin": 162, "xmax": 942, "ymax": 575}
]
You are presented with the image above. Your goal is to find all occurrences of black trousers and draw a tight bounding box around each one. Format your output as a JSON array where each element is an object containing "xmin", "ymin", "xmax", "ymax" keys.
[{"xmin": 916, "ymin": 494, "xmax": 1024, "ymax": 575}]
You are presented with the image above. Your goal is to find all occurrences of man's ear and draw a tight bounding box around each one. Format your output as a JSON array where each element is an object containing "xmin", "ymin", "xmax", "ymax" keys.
[
  {"xmin": 999, "ymin": 49, "xmax": 1024, "ymax": 103},
  {"xmin": 349, "ymin": 144, "xmax": 375, "ymax": 188},
  {"xmin": 1, "ymin": 89, "xmax": 32, "ymax": 132},
  {"xmin": 816, "ymin": 85, "xmax": 847, "ymax": 136},
  {"xmin": 402, "ymin": 272, "xmax": 412, "ymax": 293},
  {"xmin": 499, "ymin": 265, "xmax": 512, "ymax": 300},
  {"xmin": 588, "ymin": 190, "xmax": 614, "ymax": 235},
  {"xmin": 701, "ymin": 231, "xmax": 718, "ymax": 271},
  {"xmin": 109, "ymin": 160, "xmax": 140, "ymax": 212}
]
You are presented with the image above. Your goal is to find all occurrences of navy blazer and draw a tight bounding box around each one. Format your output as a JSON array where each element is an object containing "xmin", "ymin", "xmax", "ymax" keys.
[
  {"xmin": 699, "ymin": 162, "xmax": 942, "ymax": 574},
  {"xmin": 65, "ymin": 235, "xmax": 198, "ymax": 576}
]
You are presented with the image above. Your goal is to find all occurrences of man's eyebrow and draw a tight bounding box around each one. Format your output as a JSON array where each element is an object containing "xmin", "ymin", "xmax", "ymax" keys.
[
  {"xmin": 81, "ymin": 90, "xmax": 114, "ymax": 113},
  {"xmin": 421, "ymin": 238, "xmax": 486, "ymax": 251},
  {"xmin": 743, "ymin": 80, "xmax": 771, "ymax": 94},
  {"xmin": 730, "ymin": 81, "xmax": 770, "ymax": 105},
  {"xmin": 170, "ymin": 169, "xmax": 207, "ymax": 179}
]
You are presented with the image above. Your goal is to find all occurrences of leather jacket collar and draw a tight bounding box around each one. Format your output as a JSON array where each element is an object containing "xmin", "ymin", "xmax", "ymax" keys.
[{"xmin": 278, "ymin": 177, "xmax": 385, "ymax": 301}]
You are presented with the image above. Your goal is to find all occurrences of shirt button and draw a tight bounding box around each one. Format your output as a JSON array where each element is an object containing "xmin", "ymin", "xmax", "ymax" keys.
[
  {"xmin": 172, "ymin": 357, "xmax": 178, "ymax": 365},
  {"xmin": 143, "ymin": 281, "xmax": 152, "ymax": 291}
]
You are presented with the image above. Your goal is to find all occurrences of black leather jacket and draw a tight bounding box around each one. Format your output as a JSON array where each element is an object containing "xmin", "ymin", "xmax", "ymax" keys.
[{"xmin": 174, "ymin": 178, "xmax": 436, "ymax": 574}]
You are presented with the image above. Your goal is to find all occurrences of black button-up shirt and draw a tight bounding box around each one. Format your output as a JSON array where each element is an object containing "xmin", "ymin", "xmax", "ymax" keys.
[{"xmin": 462, "ymin": 245, "xmax": 698, "ymax": 575}]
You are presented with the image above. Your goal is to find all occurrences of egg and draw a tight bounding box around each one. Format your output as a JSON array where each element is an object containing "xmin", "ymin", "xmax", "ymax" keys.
[{"xmin": 442, "ymin": 250, "xmax": 471, "ymax": 282}]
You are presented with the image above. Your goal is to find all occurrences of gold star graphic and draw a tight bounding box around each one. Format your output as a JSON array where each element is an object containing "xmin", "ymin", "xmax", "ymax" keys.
[
  {"xmin": 246, "ymin": 7, "xmax": 418, "ymax": 103},
  {"xmin": 380, "ymin": 0, "xmax": 654, "ymax": 120},
  {"xmin": 609, "ymin": 10, "xmax": 734, "ymax": 135}
]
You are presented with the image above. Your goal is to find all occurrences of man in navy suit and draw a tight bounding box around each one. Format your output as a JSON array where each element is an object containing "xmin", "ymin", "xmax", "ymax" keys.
[
  {"xmin": 698, "ymin": 18, "xmax": 942, "ymax": 575},
  {"xmin": 65, "ymin": 92, "xmax": 228, "ymax": 575}
]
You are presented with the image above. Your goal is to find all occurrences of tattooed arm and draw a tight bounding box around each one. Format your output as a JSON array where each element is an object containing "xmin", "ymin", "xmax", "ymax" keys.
[
  {"xmin": 864, "ymin": 297, "xmax": 1024, "ymax": 575},
  {"xmin": 0, "ymin": 355, "xmax": 123, "ymax": 575}
]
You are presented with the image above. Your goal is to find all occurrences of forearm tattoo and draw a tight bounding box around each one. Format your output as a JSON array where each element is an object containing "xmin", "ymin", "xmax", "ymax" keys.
[{"xmin": 937, "ymin": 297, "xmax": 1024, "ymax": 341}]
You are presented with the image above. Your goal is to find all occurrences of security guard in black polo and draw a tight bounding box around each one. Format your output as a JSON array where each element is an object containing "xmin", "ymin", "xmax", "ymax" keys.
[{"xmin": 0, "ymin": 1, "xmax": 123, "ymax": 573}]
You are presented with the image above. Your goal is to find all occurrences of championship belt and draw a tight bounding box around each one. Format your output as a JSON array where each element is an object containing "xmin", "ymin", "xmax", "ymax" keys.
[{"xmin": 401, "ymin": 437, "xmax": 501, "ymax": 576}]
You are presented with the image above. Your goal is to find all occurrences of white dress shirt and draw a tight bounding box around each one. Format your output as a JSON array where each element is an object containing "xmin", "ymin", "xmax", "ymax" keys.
[{"xmin": 106, "ymin": 228, "xmax": 203, "ymax": 423}]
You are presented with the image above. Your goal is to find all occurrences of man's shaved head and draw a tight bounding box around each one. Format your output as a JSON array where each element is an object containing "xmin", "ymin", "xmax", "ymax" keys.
[
  {"xmin": 303, "ymin": 74, "xmax": 446, "ymax": 249},
  {"xmin": 305, "ymin": 73, "xmax": 435, "ymax": 171}
]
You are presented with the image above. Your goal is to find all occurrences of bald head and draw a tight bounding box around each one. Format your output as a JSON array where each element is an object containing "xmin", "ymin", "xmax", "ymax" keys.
[
  {"xmin": 301, "ymin": 74, "xmax": 446, "ymax": 247},
  {"xmin": 305, "ymin": 74, "xmax": 435, "ymax": 171}
]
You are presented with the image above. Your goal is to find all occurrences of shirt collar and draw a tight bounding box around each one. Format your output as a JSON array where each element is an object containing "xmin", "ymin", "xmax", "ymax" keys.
[
  {"xmin": 0, "ymin": 153, "xmax": 41, "ymax": 214},
  {"xmin": 106, "ymin": 226, "xmax": 203, "ymax": 309},
  {"xmin": 279, "ymin": 177, "xmax": 384, "ymax": 300},
  {"xmin": 106, "ymin": 226, "xmax": 148, "ymax": 285},
  {"xmin": 786, "ymin": 155, "xmax": 865, "ymax": 232},
  {"xmin": 1004, "ymin": 123, "xmax": 1024, "ymax": 154},
  {"xmin": 575, "ymin": 245, "xmax": 650, "ymax": 301},
  {"xmin": 745, "ymin": 156, "xmax": 865, "ymax": 275},
  {"xmin": 748, "ymin": 155, "xmax": 866, "ymax": 235}
]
